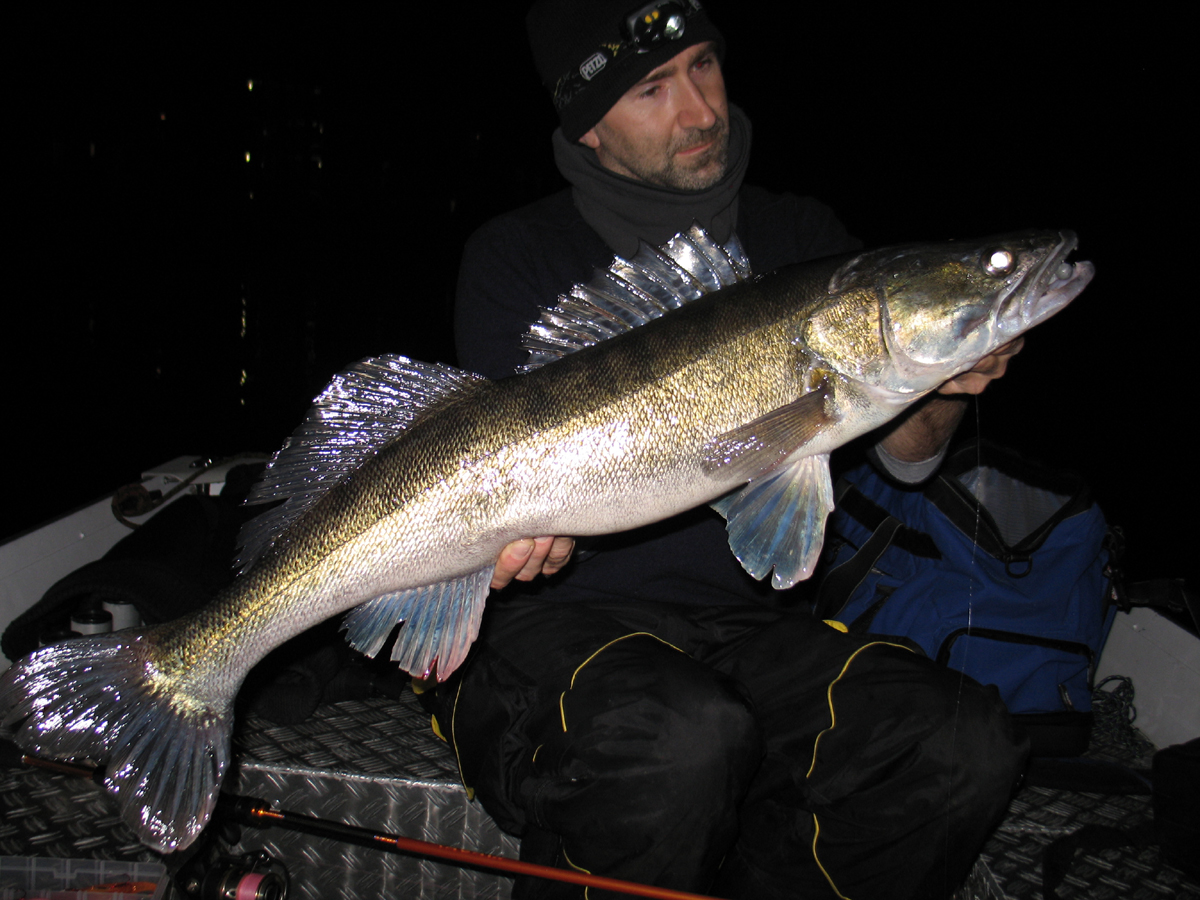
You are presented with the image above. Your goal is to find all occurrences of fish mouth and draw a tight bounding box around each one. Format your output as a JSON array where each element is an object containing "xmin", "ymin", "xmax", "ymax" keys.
[
  {"xmin": 997, "ymin": 230, "xmax": 1094, "ymax": 336},
  {"xmin": 864, "ymin": 229, "xmax": 1095, "ymax": 394}
]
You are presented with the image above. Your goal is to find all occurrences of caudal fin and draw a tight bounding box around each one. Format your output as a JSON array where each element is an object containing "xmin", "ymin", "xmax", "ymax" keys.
[{"xmin": 0, "ymin": 631, "xmax": 231, "ymax": 852}]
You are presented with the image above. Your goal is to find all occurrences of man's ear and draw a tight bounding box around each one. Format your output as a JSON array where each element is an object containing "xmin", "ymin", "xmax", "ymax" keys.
[{"xmin": 579, "ymin": 128, "xmax": 601, "ymax": 150}]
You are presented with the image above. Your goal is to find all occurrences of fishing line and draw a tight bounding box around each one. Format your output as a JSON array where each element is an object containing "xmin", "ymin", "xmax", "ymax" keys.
[{"xmin": 941, "ymin": 395, "xmax": 985, "ymax": 889}]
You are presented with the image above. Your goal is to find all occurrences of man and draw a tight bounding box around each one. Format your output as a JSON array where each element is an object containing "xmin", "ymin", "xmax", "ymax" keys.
[{"xmin": 432, "ymin": 2, "xmax": 1027, "ymax": 898}]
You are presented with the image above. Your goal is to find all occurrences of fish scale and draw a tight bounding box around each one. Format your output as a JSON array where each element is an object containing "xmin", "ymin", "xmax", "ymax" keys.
[{"xmin": 1, "ymin": 224, "xmax": 1093, "ymax": 852}]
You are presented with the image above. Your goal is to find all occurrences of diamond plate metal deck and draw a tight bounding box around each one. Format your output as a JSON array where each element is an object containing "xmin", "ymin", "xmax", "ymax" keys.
[
  {"xmin": 226, "ymin": 691, "xmax": 519, "ymax": 900},
  {"xmin": 959, "ymin": 723, "xmax": 1199, "ymax": 900},
  {"xmin": 3, "ymin": 683, "xmax": 1197, "ymax": 899},
  {"xmin": 0, "ymin": 767, "xmax": 156, "ymax": 862}
]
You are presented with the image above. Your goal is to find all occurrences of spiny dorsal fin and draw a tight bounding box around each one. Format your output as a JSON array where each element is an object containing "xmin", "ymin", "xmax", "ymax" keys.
[
  {"xmin": 519, "ymin": 224, "xmax": 752, "ymax": 371},
  {"xmin": 236, "ymin": 355, "xmax": 486, "ymax": 572}
]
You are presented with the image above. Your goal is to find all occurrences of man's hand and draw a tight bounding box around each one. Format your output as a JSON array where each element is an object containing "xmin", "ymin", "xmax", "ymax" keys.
[
  {"xmin": 937, "ymin": 337, "xmax": 1025, "ymax": 396},
  {"xmin": 491, "ymin": 536, "xmax": 576, "ymax": 590},
  {"xmin": 879, "ymin": 338, "xmax": 1025, "ymax": 464}
]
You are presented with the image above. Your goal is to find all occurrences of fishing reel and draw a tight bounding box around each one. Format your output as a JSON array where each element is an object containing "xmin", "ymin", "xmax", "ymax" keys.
[{"xmin": 175, "ymin": 849, "xmax": 288, "ymax": 900}]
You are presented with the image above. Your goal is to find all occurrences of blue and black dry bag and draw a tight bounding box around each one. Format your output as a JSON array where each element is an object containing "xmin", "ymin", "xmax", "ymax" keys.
[{"xmin": 815, "ymin": 440, "xmax": 1116, "ymax": 757}]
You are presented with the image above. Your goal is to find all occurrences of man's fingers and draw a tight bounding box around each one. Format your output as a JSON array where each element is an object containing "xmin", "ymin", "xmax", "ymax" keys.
[
  {"xmin": 515, "ymin": 536, "xmax": 556, "ymax": 581},
  {"xmin": 491, "ymin": 538, "xmax": 535, "ymax": 590},
  {"xmin": 938, "ymin": 337, "xmax": 1025, "ymax": 396},
  {"xmin": 491, "ymin": 536, "xmax": 576, "ymax": 590},
  {"xmin": 542, "ymin": 536, "xmax": 576, "ymax": 574}
]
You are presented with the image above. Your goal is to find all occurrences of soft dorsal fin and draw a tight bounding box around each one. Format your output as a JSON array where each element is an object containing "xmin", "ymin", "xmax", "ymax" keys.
[
  {"xmin": 236, "ymin": 355, "xmax": 486, "ymax": 572},
  {"xmin": 520, "ymin": 224, "xmax": 752, "ymax": 371}
]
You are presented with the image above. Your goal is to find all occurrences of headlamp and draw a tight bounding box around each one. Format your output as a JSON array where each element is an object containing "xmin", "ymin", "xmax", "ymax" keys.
[
  {"xmin": 539, "ymin": 0, "xmax": 719, "ymax": 136},
  {"xmin": 553, "ymin": 0, "xmax": 705, "ymax": 111},
  {"xmin": 622, "ymin": 1, "xmax": 690, "ymax": 50}
]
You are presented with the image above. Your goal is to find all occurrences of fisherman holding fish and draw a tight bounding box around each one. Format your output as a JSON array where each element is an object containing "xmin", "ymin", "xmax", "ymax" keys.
[
  {"xmin": 438, "ymin": 1, "xmax": 1030, "ymax": 898},
  {"xmin": 4, "ymin": 0, "xmax": 1095, "ymax": 890}
]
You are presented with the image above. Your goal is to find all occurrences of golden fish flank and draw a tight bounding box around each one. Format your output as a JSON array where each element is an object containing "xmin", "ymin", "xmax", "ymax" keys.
[{"xmin": 0, "ymin": 225, "xmax": 1093, "ymax": 853}]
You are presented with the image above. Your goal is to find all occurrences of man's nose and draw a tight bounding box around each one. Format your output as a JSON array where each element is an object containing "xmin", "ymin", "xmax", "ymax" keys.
[{"xmin": 677, "ymin": 77, "xmax": 717, "ymax": 130}]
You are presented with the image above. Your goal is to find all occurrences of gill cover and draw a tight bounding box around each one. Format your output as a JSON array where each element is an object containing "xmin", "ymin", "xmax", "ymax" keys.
[{"xmin": 813, "ymin": 230, "xmax": 1093, "ymax": 393}]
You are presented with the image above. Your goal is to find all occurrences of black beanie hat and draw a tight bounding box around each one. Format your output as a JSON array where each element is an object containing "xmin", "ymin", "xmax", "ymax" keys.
[{"xmin": 526, "ymin": 0, "xmax": 725, "ymax": 142}]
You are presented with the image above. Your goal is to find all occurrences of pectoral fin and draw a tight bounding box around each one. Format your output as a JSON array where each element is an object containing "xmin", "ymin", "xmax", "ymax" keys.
[
  {"xmin": 712, "ymin": 453, "xmax": 835, "ymax": 589},
  {"xmin": 701, "ymin": 382, "xmax": 834, "ymax": 483},
  {"xmin": 342, "ymin": 566, "xmax": 494, "ymax": 681}
]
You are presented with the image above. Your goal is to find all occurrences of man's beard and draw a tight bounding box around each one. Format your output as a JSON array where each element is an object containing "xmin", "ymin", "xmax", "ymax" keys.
[{"xmin": 639, "ymin": 117, "xmax": 730, "ymax": 191}]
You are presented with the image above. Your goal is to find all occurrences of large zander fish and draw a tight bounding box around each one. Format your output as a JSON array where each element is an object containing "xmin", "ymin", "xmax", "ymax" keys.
[{"xmin": 0, "ymin": 226, "xmax": 1092, "ymax": 852}]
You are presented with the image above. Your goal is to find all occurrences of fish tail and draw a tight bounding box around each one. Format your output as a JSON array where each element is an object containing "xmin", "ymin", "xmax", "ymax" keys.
[{"xmin": 0, "ymin": 630, "xmax": 231, "ymax": 852}]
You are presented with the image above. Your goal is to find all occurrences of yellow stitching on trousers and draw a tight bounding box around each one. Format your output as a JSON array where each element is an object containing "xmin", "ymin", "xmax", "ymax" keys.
[
  {"xmin": 558, "ymin": 631, "xmax": 686, "ymax": 732},
  {"xmin": 562, "ymin": 847, "xmax": 593, "ymax": 900},
  {"xmin": 808, "ymin": 640, "xmax": 915, "ymax": 900},
  {"xmin": 811, "ymin": 814, "xmax": 851, "ymax": 900},
  {"xmin": 551, "ymin": 631, "xmax": 687, "ymax": 895}
]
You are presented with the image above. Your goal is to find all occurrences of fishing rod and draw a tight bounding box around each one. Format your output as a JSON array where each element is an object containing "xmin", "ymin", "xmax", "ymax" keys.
[
  {"xmin": 222, "ymin": 794, "xmax": 720, "ymax": 900},
  {"xmin": 3, "ymin": 742, "xmax": 721, "ymax": 900}
]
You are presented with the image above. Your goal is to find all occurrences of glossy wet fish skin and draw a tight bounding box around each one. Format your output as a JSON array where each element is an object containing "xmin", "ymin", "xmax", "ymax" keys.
[
  {"xmin": 0, "ymin": 228, "xmax": 1092, "ymax": 853},
  {"xmin": 105, "ymin": 232, "xmax": 1084, "ymax": 700},
  {"xmin": 175, "ymin": 265, "xmax": 844, "ymax": 661}
]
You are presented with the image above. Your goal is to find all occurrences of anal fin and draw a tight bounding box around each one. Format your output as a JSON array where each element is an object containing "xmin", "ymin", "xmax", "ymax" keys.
[{"xmin": 342, "ymin": 567, "xmax": 494, "ymax": 680}]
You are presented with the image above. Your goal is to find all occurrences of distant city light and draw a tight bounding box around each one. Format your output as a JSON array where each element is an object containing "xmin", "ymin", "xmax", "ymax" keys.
[
  {"xmin": 247, "ymin": 79, "xmax": 254, "ymax": 91},
  {"xmin": 245, "ymin": 151, "xmax": 251, "ymax": 162}
]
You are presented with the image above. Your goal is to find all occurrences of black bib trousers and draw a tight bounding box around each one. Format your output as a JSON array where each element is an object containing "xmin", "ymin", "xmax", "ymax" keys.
[{"xmin": 428, "ymin": 598, "xmax": 1027, "ymax": 899}]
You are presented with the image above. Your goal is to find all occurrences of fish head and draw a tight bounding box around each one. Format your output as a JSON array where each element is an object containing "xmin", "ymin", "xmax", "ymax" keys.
[{"xmin": 805, "ymin": 230, "xmax": 1094, "ymax": 395}]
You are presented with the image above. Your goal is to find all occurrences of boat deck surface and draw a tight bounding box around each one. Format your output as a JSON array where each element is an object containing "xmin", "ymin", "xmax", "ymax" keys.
[{"xmin": 1, "ymin": 686, "xmax": 1196, "ymax": 899}]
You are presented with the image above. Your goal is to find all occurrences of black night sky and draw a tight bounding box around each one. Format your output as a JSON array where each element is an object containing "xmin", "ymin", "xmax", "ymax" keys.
[{"xmin": 8, "ymin": 8, "xmax": 1192, "ymax": 591}]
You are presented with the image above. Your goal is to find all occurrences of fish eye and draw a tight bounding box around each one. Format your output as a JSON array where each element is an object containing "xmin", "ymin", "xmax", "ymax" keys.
[{"xmin": 983, "ymin": 249, "xmax": 1015, "ymax": 276}]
